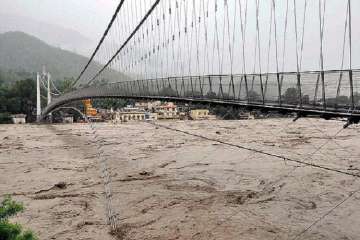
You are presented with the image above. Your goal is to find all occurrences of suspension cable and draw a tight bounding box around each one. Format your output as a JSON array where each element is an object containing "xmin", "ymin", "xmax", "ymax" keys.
[
  {"xmin": 299, "ymin": 0, "xmax": 308, "ymax": 71},
  {"xmin": 348, "ymin": 0, "xmax": 352, "ymax": 70},
  {"xmin": 336, "ymin": 2, "xmax": 349, "ymax": 99},
  {"xmin": 73, "ymin": 0, "xmax": 125, "ymax": 87},
  {"xmin": 255, "ymin": 0, "xmax": 262, "ymax": 75},
  {"xmin": 281, "ymin": 0, "xmax": 289, "ymax": 73},
  {"xmin": 239, "ymin": 0, "xmax": 248, "ymax": 74},
  {"xmin": 293, "ymin": 0, "xmax": 300, "ymax": 73},
  {"xmin": 88, "ymin": 0, "xmax": 160, "ymax": 85},
  {"xmin": 272, "ymin": 0, "xmax": 280, "ymax": 74},
  {"xmin": 265, "ymin": 0, "xmax": 273, "ymax": 96},
  {"xmin": 319, "ymin": 0, "xmax": 326, "ymax": 72},
  {"xmin": 215, "ymin": 0, "xmax": 221, "ymax": 74}
]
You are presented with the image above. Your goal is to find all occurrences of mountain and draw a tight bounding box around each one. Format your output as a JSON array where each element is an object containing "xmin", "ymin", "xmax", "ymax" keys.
[
  {"xmin": 0, "ymin": 31, "xmax": 126, "ymax": 84},
  {"xmin": 0, "ymin": 14, "xmax": 93, "ymax": 56}
]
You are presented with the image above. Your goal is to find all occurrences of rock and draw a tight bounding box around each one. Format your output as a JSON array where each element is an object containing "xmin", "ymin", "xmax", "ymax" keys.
[
  {"xmin": 139, "ymin": 171, "xmax": 151, "ymax": 176},
  {"xmin": 54, "ymin": 182, "xmax": 67, "ymax": 189}
]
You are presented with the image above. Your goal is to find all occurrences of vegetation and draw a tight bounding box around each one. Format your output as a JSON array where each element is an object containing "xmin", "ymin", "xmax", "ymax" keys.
[
  {"xmin": 0, "ymin": 31, "xmax": 127, "ymax": 83},
  {"xmin": 0, "ymin": 69, "xmax": 33, "ymax": 86},
  {"xmin": 0, "ymin": 196, "xmax": 37, "ymax": 240},
  {"xmin": 92, "ymin": 98, "xmax": 132, "ymax": 110},
  {"xmin": 0, "ymin": 78, "xmax": 36, "ymax": 123},
  {"xmin": 0, "ymin": 71, "xmax": 79, "ymax": 123},
  {"xmin": 282, "ymin": 88, "xmax": 305, "ymax": 104},
  {"xmin": 56, "ymin": 77, "xmax": 76, "ymax": 93},
  {"xmin": 248, "ymin": 90, "xmax": 261, "ymax": 101},
  {"xmin": 159, "ymin": 87, "xmax": 177, "ymax": 97}
]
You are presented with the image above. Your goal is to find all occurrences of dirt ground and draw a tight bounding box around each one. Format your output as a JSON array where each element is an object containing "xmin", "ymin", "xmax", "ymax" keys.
[{"xmin": 1, "ymin": 118, "xmax": 360, "ymax": 240}]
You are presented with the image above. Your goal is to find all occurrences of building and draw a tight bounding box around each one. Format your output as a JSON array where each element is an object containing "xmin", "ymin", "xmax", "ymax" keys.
[
  {"xmin": 113, "ymin": 110, "xmax": 145, "ymax": 123},
  {"xmin": 63, "ymin": 116, "xmax": 74, "ymax": 124},
  {"xmin": 156, "ymin": 102, "xmax": 179, "ymax": 120},
  {"xmin": 190, "ymin": 109, "xmax": 216, "ymax": 120},
  {"xmin": 135, "ymin": 101, "xmax": 162, "ymax": 111},
  {"xmin": 239, "ymin": 112, "xmax": 255, "ymax": 120},
  {"xmin": 82, "ymin": 99, "xmax": 97, "ymax": 117},
  {"xmin": 11, "ymin": 114, "xmax": 26, "ymax": 124},
  {"xmin": 145, "ymin": 112, "xmax": 158, "ymax": 121}
]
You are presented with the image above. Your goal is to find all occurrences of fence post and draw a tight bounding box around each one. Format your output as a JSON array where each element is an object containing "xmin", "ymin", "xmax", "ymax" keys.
[
  {"xmin": 199, "ymin": 76, "xmax": 204, "ymax": 98},
  {"xmin": 208, "ymin": 76, "xmax": 213, "ymax": 96},
  {"xmin": 219, "ymin": 76, "xmax": 223, "ymax": 99},
  {"xmin": 321, "ymin": 70, "xmax": 326, "ymax": 110},
  {"xmin": 349, "ymin": 70, "xmax": 355, "ymax": 109},
  {"xmin": 297, "ymin": 72, "xmax": 302, "ymax": 108},
  {"xmin": 231, "ymin": 75, "xmax": 235, "ymax": 100},
  {"xmin": 244, "ymin": 74, "xmax": 249, "ymax": 103},
  {"xmin": 156, "ymin": 78, "xmax": 160, "ymax": 96},
  {"xmin": 175, "ymin": 77, "xmax": 179, "ymax": 97},
  {"xmin": 260, "ymin": 74, "xmax": 265, "ymax": 104},
  {"xmin": 277, "ymin": 73, "xmax": 282, "ymax": 106}
]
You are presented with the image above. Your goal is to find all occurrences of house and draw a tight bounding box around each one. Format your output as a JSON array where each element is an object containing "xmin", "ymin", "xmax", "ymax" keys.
[
  {"xmin": 11, "ymin": 114, "xmax": 26, "ymax": 124},
  {"xmin": 156, "ymin": 102, "xmax": 179, "ymax": 120},
  {"xmin": 135, "ymin": 101, "xmax": 162, "ymax": 111},
  {"xmin": 63, "ymin": 116, "xmax": 74, "ymax": 123},
  {"xmin": 113, "ymin": 110, "xmax": 145, "ymax": 123},
  {"xmin": 239, "ymin": 112, "xmax": 255, "ymax": 120},
  {"xmin": 145, "ymin": 112, "xmax": 158, "ymax": 121},
  {"xmin": 190, "ymin": 109, "xmax": 216, "ymax": 120}
]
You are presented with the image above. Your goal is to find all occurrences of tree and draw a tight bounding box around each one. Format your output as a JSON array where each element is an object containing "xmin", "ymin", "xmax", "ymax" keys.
[
  {"xmin": 0, "ymin": 79, "xmax": 36, "ymax": 123},
  {"xmin": 248, "ymin": 90, "xmax": 261, "ymax": 101},
  {"xmin": 159, "ymin": 86, "xmax": 177, "ymax": 96},
  {"xmin": 92, "ymin": 98, "xmax": 130, "ymax": 110},
  {"xmin": 57, "ymin": 77, "xmax": 75, "ymax": 93},
  {"xmin": 283, "ymin": 87, "xmax": 298, "ymax": 104},
  {"xmin": 0, "ymin": 196, "xmax": 37, "ymax": 240},
  {"xmin": 205, "ymin": 91, "xmax": 217, "ymax": 99},
  {"xmin": 8, "ymin": 79, "xmax": 36, "ymax": 117},
  {"xmin": 282, "ymin": 87, "xmax": 310, "ymax": 105}
]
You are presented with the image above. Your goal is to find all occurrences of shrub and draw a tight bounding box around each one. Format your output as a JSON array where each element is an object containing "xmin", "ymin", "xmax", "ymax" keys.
[
  {"xmin": 0, "ymin": 113, "xmax": 12, "ymax": 124},
  {"xmin": 0, "ymin": 196, "xmax": 37, "ymax": 240}
]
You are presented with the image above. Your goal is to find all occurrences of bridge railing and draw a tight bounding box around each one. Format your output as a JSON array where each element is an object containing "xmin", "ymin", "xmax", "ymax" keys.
[
  {"xmin": 109, "ymin": 69, "xmax": 359, "ymax": 110},
  {"xmin": 44, "ymin": 69, "xmax": 360, "ymax": 116}
]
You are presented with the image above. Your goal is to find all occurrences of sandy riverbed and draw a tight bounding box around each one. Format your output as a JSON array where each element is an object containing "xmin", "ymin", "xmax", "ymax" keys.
[{"xmin": 0, "ymin": 119, "xmax": 359, "ymax": 240}]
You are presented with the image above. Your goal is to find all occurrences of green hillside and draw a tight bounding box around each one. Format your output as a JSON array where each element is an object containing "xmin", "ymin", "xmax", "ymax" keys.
[{"xmin": 0, "ymin": 31, "xmax": 126, "ymax": 84}]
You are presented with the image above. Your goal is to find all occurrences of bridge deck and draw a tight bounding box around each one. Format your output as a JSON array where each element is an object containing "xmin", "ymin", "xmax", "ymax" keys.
[{"xmin": 43, "ymin": 71, "xmax": 360, "ymax": 120}]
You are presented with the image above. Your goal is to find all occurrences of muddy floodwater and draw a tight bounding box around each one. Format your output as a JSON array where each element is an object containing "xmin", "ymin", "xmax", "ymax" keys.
[{"xmin": 1, "ymin": 119, "xmax": 360, "ymax": 240}]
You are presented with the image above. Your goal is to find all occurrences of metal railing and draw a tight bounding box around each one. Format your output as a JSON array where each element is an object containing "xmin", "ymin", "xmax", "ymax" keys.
[{"xmin": 43, "ymin": 69, "xmax": 360, "ymax": 118}]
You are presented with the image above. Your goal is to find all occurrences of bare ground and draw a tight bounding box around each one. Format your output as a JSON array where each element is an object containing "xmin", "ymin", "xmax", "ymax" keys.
[{"xmin": 1, "ymin": 118, "xmax": 360, "ymax": 240}]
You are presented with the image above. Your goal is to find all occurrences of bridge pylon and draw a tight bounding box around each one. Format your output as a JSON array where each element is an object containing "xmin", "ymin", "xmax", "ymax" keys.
[
  {"xmin": 36, "ymin": 67, "xmax": 53, "ymax": 123},
  {"xmin": 36, "ymin": 72, "xmax": 41, "ymax": 123}
]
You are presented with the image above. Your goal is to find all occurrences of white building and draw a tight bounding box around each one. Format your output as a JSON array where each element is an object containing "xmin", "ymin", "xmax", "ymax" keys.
[
  {"xmin": 156, "ymin": 102, "xmax": 179, "ymax": 120},
  {"xmin": 11, "ymin": 114, "xmax": 26, "ymax": 124},
  {"xmin": 113, "ymin": 111, "xmax": 145, "ymax": 123},
  {"xmin": 145, "ymin": 112, "xmax": 158, "ymax": 121},
  {"xmin": 63, "ymin": 116, "xmax": 74, "ymax": 123}
]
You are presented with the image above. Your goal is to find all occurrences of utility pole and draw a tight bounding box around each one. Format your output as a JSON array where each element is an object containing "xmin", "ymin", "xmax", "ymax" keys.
[{"xmin": 36, "ymin": 72, "xmax": 41, "ymax": 122}]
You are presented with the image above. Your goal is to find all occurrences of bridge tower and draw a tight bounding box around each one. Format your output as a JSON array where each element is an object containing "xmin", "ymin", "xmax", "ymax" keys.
[
  {"xmin": 36, "ymin": 66, "xmax": 53, "ymax": 122},
  {"xmin": 36, "ymin": 72, "xmax": 41, "ymax": 122}
]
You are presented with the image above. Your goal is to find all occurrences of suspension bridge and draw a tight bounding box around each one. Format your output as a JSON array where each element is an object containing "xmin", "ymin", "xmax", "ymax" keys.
[
  {"xmin": 40, "ymin": 0, "xmax": 359, "ymax": 124},
  {"xmin": 24, "ymin": 1, "xmax": 360, "ymax": 238}
]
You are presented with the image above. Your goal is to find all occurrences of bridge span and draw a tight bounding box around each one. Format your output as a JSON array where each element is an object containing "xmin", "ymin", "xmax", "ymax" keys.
[{"xmin": 43, "ymin": 70, "xmax": 360, "ymax": 122}]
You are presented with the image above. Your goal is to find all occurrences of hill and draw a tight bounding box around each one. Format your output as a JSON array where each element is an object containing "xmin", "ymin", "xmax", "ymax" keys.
[
  {"xmin": 0, "ymin": 31, "xmax": 126, "ymax": 84},
  {"xmin": 0, "ymin": 14, "xmax": 93, "ymax": 56}
]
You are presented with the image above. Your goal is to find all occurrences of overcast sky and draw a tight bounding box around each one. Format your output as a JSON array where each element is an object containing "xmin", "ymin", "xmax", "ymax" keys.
[
  {"xmin": 1, "ymin": 0, "xmax": 359, "ymax": 74},
  {"xmin": 0, "ymin": 0, "xmax": 118, "ymax": 41}
]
